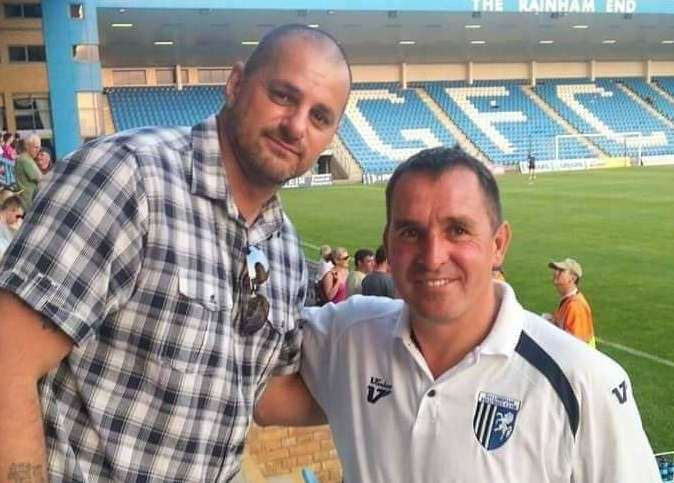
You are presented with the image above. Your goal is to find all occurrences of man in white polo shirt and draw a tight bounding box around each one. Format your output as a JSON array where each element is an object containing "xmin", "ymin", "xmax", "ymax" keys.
[{"xmin": 255, "ymin": 146, "xmax": 660, "ymax": 482}]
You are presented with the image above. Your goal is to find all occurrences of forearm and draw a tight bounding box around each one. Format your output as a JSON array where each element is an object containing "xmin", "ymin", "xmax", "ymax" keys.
[
  {"xmin": 0, "ymin": 378, "xmax": 48, "ymax": 483},
  {"xmin": 254, "ymin": 374, "xmax": 327, "ymax": 427}
]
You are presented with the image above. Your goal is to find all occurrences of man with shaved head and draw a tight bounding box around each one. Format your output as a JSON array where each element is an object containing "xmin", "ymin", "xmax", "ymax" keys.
[{"xmin": 0, "ymin": 24, "xmax": 350, "ymax": 482}]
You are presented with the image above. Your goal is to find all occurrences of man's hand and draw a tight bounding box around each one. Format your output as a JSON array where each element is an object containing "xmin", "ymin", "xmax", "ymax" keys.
[
  {"xmin": 254, "ymin": 374, "xmax": 326, "ymax": 427},
  {"xmin": 0, "ymin": 290, "xmax": 73, "ymax": 482}
]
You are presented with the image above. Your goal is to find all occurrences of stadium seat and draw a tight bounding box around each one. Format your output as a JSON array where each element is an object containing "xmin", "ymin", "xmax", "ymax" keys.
[{"xmin": 106, "ymin": 86, "xmax": 225, "ymax": 131}]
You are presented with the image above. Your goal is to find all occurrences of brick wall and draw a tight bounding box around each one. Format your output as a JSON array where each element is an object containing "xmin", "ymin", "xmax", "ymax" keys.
[{"xmin": 246, "ymin": 425, "xmax": 342, "ymax": 482}]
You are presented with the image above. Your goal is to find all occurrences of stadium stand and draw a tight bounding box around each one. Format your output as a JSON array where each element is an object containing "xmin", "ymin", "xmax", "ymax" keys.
[
  {"xmin": 620, "ymin": 78, "xmax": 674, "ymax": 124},
  {"xmin": 419, "ymin": 80, "xmax": 593, "ymax": 165},
  {"xmin": 105, "ymin": 79, "xmax": 674, "ymax": 171},
  {"xmin": 106, "ymin": 86, "xmax": 224, "ymax": 131},
  {"xmin": 332, "ymin": 82, "xmax": 457, "ymax": 174},
  {"xmin": 534, "ymin": 78, "xmax": 674, "ymax": 157},
  {"xmin": 654, "ymin": 77, "xmax": 674, "ymax": 99}
]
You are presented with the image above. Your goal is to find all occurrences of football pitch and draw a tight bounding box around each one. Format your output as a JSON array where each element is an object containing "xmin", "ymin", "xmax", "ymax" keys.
[{"xmin": 280, "ymin": 165, "xmax": 674, "ymax": 452}]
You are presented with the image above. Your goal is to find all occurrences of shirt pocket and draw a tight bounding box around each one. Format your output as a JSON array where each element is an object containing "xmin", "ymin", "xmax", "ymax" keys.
[{"xmin": 153, "ymin": 267, "xmax": 225, "ymax": 373}]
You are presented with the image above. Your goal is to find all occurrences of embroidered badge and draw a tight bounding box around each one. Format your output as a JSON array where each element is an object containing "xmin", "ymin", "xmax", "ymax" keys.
[{"xmin": 473, "ymin": 391, "xmax": 521, "ymax": 450}]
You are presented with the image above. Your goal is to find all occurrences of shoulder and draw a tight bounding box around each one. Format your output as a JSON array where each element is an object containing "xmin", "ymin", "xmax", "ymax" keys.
[
  {"xmin": 519, "ymin": 311, "xmax": 626, "ymax": 389},
  {"xmin": 302, "ymin": 295, "xmax": 404, "ymax": 339},
  {"xmin": 75, "ymin": 126, "xmax": 190, "ymax": 162}
]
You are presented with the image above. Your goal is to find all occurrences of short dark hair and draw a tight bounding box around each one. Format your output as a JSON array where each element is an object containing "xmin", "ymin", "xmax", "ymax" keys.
[
  {"xmin": 243, "ymin": 24, "xmax": 351, "ymax": 84},
  {"xmin": 374, "ymin": 245, "xmax": 387, "ymax": 265},
  {"xmin": 354, "ymin": 248, "xmax": 374, "ymax": 267},
  {"xmin": 385, "ymin": 146, "xmax": 503, "ymax": 232}
]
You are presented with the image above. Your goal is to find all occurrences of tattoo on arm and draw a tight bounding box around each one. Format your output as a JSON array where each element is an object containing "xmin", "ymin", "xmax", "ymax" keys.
[{"xmin": 7, "ymin": 463, "xmax": 46, "ymax": 482}]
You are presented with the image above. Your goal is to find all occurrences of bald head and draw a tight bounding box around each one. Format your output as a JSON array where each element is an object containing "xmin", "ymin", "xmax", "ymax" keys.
[{"xmin": 243, "ymin": 24, "xmax": 351, "ymax": 85}]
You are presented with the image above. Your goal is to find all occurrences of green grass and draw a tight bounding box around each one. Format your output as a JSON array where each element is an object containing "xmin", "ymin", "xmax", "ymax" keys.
[{"xmin": 280, "ymin": 166, "xmax": 674, "ymax": 452}]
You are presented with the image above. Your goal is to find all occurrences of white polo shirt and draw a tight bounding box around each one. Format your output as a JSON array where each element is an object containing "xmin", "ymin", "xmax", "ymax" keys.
[{"xmin": 300, "ymin": 283, "xmax": 660, "ymax": 483}]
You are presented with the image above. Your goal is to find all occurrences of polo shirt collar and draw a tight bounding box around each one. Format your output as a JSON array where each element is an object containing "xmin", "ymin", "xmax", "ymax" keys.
[
  {"xmin": 189, "ymin": 115, "xmax": 285, "ymax": 241},
  {"xmin": 392, "ymin": 281, "xmax": 525, "ymax": 358},
  {"xmin": 476, "ymin": 281, "xmax": 524, "ymax": 357}
]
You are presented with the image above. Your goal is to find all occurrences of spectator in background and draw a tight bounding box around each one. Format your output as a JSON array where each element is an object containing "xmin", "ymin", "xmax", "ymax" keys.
[
  {"xmin": 1, "ymin": 133, "xmax": 18, "ymax": 161},
  {"xmin": 316, "ymin": 244, "xmax": 334, "ymax": 284},
  {"xmin": 36, "ymin": 148, "xmax": 53, "ymax": 176},
  {"xmin": 14, "ymin": 133, "xmax": 43, "ymax": 209},
  {"xmin": 0, "ymin": 189, "xmax": 24, "ymax": 259},
  {"xmin": 320, "ymin": 246, "xmax": 350, "ymax": 303},
  {"xmin": 548, "ymin": 258, "xmax": 596, "ymax": 348},
  {"xmin": 347, "ymin": 248, "xmax": 374, "ymax": 296},
  {"xmin": 362, "ymin": 245, "xmax": 395, "ymax": 298}
]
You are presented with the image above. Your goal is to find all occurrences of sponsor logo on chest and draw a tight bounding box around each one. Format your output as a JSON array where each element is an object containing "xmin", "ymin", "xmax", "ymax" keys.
[
  {"xmin": 473, "ymin": 391, "xmax": 521, "ymax": 450},
  {"xmin": 366, "ymin": 376, "xmax": 392, "ymax": 404}
]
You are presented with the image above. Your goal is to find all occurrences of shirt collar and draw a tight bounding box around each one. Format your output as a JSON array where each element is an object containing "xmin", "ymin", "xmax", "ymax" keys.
[
  {"xmin": 392, "ymin": 281, "xmax": 525, "ymax": 358},
  {"xmin": 560, "ymin": 287, "xmax": 579, "ymax": 301},
  {"xmin": 477, "ymin": 281, "xmax": 525, "ymax": 357},
  {"xmin": 189, "ymin": 115, "xmax": 285, "ymax": 243}
]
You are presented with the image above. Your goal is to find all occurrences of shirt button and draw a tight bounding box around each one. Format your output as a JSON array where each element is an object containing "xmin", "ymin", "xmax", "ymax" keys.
[{"xmin": 427, "ymin": 389, "xmax": 436, "ymax": 398}]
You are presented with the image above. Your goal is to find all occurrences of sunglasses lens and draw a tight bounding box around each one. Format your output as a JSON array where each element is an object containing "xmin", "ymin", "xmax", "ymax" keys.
[
  {"xmin": 246, "ymin": 246, "xmax": 270, "ymax": 284},
  {"xmin": 241, "ymin": 295, "xmax": 270, "ymax": 335}
]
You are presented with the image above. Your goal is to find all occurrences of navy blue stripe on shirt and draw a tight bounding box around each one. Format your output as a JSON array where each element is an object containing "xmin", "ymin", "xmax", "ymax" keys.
[{"xmin": 515, "ymin": 331, "xmax": 580, "ymax": 437}]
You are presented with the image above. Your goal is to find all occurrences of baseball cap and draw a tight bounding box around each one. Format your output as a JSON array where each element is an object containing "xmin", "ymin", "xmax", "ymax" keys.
[{"xmin": 548, "ymin": 258, "xmax": 583, "ymax": 279}]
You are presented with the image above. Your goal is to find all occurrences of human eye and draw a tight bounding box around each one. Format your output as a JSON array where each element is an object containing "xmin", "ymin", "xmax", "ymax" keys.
[
  {"xmin": 398, "ymin": 226, "xmax": 419, "ymax": 241},
  {"xmin": 311, "ymin": 109, "xmax": 333, "ymax": 127},
  {"xmin": 449, "ymin": 223, "xmax": 469, "ymax": 238},
  {"xmin": 269, "ymin": 87, "xmax": 294, "ymax": 105}
]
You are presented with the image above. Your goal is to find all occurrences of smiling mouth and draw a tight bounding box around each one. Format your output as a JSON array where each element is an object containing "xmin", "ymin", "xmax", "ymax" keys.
[{"xmin": 416, "ymin": 278, "xmax": 454, "ymax": 288}]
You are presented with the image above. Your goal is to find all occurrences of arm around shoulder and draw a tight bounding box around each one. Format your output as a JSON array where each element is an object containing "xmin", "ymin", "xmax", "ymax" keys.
[
  {"xmin": 254, "ymin": 374, "xmax": 326, "ymax": 427},
  {"xmin": 0, "ymin": 290, "xmax": 73, "ymax": 482}
]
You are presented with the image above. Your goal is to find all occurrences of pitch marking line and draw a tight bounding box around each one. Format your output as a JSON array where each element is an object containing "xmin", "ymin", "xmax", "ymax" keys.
[
  {"xmin": 301, "ymin": 240, "xmax": 320, "ymax": 250},
  {"xmin": 597, "ymin": 338, "xmax": 674, "ymax": 368}
]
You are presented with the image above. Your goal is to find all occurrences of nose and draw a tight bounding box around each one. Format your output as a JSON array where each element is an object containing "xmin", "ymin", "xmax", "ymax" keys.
[
  {"xmin": 280, "ymin": 108, "xmax": 308, "ymax": 142},
  {"xmin": 420, "ymin": 231, "xmax": 448, "ymax": 272}
]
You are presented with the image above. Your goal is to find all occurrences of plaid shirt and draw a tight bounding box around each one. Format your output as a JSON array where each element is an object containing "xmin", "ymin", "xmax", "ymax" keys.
[{"xmin": 0, "ymin": 116, "xmax": 306, "ymax": 482}]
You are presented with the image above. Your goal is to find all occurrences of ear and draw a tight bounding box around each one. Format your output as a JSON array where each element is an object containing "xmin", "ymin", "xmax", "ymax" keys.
[
  {"xmin": 491, "ymin": 221, "xmax": 511, "ymax": 270},
  {"xmin": 225, "ymin": 61, "xmax": 245, "ymax": 105}
]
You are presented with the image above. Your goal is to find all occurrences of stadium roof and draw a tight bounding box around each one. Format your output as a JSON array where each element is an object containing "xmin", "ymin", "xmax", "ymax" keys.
[{"xmin": 98, "ymin": 8, "xmax": 674, "ymax": 67}]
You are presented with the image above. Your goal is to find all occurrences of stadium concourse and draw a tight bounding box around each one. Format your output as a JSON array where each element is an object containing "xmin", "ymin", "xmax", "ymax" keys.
[{"xmin": 2, "ymin": 0, "xmax": 674, "ymax": 481}]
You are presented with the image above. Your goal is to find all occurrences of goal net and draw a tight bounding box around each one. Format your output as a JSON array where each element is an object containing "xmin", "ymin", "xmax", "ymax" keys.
[{"xmin": 555, "ymin": 132, "xmax": 643, "ymax": 167}]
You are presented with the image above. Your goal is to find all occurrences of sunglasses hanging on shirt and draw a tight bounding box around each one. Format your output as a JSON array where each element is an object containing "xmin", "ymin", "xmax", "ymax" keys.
[{"xmin": 240, "ymin": 245, "xmax": 271, "ymax": 335}]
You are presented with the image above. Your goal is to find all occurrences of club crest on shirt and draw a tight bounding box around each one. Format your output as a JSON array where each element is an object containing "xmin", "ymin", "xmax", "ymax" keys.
[
  {"xmin": 366, "ymin": 376, "xmax": 392, "ymax": 404},
  {"xmin": 473, "ymin": 391, "xmax": 521, "ymax": 451}
]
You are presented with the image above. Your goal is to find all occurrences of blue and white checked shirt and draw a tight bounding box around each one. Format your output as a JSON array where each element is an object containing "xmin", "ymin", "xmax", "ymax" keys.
[{"xmin": 0, "ymin": 116, "xmax": 306, "ymax": 482}]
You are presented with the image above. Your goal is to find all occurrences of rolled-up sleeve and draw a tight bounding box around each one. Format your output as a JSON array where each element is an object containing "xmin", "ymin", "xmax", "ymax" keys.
[{"xmin": 0, "ymin": 141, "xmax": 148, "ymax": 345}]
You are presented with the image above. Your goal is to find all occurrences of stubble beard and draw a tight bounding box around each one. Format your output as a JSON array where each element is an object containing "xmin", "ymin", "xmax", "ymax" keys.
[{"xmin": 225, "ymin": 109, "xmax": 303, "ymax": 188}]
